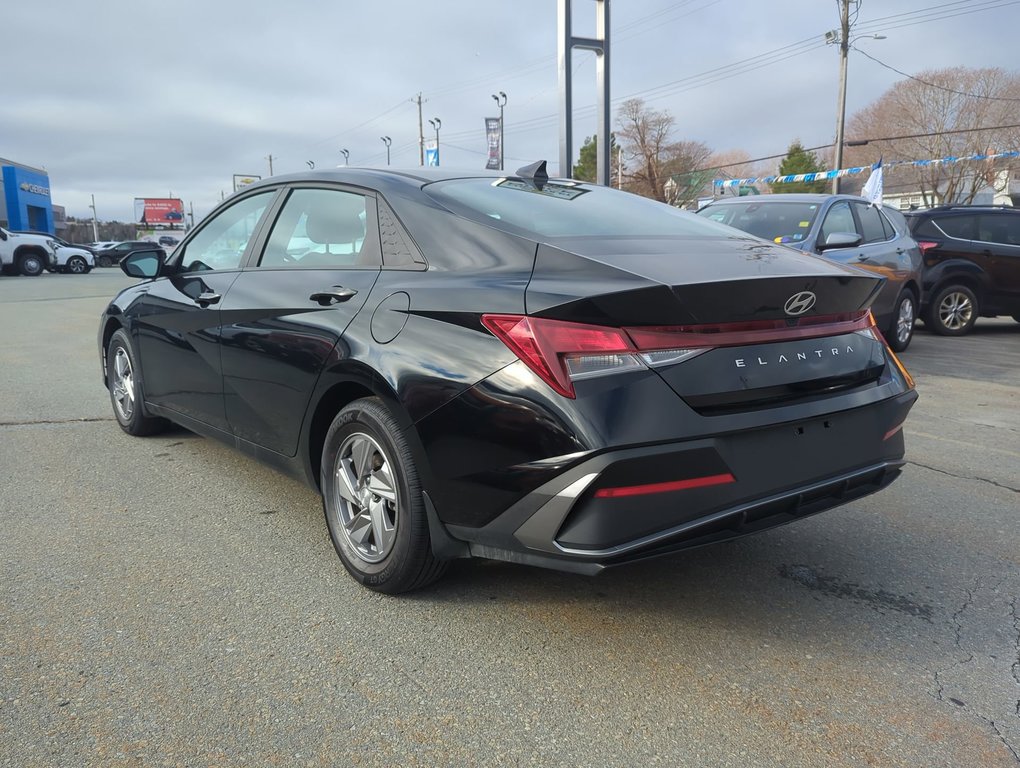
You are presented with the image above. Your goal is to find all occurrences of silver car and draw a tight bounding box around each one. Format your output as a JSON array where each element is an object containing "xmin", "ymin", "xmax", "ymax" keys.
[{"xmin": 698, "ymin": 194, "xmax": 923, "ymax": 351}]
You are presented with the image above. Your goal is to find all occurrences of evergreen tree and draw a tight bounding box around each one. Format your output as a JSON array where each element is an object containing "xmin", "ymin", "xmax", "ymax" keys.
[
  {"xmin": 572, "ymin": 133, "xmax": 617, "ymax": 182},
  {"xmin": 770, "ymin": 141, "xmax": 828, "ymax": 193}
]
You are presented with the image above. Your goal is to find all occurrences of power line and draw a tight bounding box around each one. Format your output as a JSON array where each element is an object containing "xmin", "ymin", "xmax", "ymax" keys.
[{"xmin": 853, "ymin": 47, "xmax": 1020, "ymax": 102}]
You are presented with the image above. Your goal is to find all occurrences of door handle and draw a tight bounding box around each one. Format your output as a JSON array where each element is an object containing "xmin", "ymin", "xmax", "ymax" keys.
[
  {"xmin": 309, "ymin": 286, "xmax": 358, "ymax": 306},
  {"xmin": 855, "ymin": 254, "xmax": 870, "ymax": 262},
  {"xmin": 196, "ymin": 291, "xmax": 221, "ymax": 307}
]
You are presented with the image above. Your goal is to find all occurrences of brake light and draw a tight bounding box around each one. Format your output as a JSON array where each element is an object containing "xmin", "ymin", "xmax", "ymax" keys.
[
  {"xmin": 482, "ymin": 315, "xmax": 639, "ymax": 398},
  {"xmin": 482, "ymin": 311, "xmax": 877, "ymax": 399},
  {"xmin": 916, "ymin": 240, "xmax": 940, "ymax": 255}
]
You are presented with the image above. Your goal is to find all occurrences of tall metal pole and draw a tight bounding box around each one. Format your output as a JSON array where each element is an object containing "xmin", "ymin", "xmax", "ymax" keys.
[
  {"xmin": 558, "ymin": 0, "xmax": 610, "ymax": 183},
  {"xmin": 341, "ymin": 148, "xmax": 349, "ymax": 166},
  {"xmin": 381, "ymin": 136, "xmax": 391, "ymax": 166},
  {"xmin": 492, "ymin": 92, "xmax": 507, "ymax": 171},
  {"xmin": 832, "ymin": 0, "xmax": 851, "ymax": 194},
  {"xmin": 429, "ymin": 118, "xmax": 442, "ymax": 166}
]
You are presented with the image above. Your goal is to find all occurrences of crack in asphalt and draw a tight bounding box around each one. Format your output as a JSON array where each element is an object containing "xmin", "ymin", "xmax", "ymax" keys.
[
  {"xmin": 0, "ymin": 417, "xmax": 115, "ymax": 427},
  {"xmin": 931, "ymin": 583, "xmax": 1020, "ymax": 764},
  {"xmin": 907, "ymin": 460, "xmax": 1020, "ymax": 494}
]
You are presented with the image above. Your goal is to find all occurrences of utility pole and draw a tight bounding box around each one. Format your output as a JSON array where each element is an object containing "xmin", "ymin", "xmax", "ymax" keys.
[
  {"xmin": 266, "ymin": 154, "xmax": 275, "ymax": 176},
  {"xmin": 188, "ymin": 201, "xmax": 195, "ymax": 230},
  {"xmin": 413, "ymin": 92, "xmax": 426, "ymax": 166},
  {"xmin": 89, "ymin": 194, "xmax": 98, "ymax": 241},
  {"xmin": 831, "ymin": 0, "xmax": 852, "ymax": 194}
]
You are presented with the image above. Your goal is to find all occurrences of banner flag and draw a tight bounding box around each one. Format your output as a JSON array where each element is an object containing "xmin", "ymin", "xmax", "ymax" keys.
[
  {"xmin": 485, "ymin": 118, "xmax": 501, "ymax": 170},
  {"xmin": 860, "ymin": 158, "xmax": 883, "ymax": 206}
]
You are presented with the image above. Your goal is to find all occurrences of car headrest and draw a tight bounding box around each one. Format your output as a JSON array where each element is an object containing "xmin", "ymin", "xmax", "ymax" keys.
[{"xmin": 305, "ymin": 205, "xmax": 364, "ymax": 245}]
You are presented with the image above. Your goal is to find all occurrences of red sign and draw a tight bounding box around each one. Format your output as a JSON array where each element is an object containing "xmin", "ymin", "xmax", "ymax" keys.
[{"xmin": 134, "ymin": 198, "xmax": 185, "ymax": 228}]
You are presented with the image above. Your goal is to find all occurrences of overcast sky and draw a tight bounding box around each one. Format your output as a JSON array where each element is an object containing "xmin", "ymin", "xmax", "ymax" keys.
[{"xmin": 5, "ymin": 0, "xmax": 1017, "ymax": 223}]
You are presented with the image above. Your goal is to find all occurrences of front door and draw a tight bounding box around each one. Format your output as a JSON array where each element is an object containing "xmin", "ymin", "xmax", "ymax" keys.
[{"xmin": 131, "ymin": 190, "xmax": 277, "ymax": 431}]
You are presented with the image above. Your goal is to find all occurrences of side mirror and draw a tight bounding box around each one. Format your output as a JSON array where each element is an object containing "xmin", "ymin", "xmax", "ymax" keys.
[
  {"xmin": 120, "ymin": 249, "xmax": 166, "ymax": 279},
  {"xmin": 818, "ymin": 232, "xmax": 862, "ymax": 251}
]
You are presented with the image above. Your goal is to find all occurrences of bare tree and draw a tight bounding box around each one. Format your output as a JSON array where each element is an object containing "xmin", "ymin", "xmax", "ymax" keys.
[
  {"xmin": 846, "ymin": 67, "xmax": 1020, "ymax": 205},
  {"xmin": 616, "ymin": 98, "xmax": 676, "ymax": 201}
]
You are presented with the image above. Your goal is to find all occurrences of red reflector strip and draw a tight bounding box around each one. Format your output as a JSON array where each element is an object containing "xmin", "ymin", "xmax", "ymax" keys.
[
  {"xmin": 625, "ymin": 311, "xmax": 873, "ymax": 349},
  {"xmin": 593, "ymin": 472, "xmax": 736, "ymax": 499},
  {"xmin": 883, "ymin": 422, "xmax": 905, "ymax": 441}
]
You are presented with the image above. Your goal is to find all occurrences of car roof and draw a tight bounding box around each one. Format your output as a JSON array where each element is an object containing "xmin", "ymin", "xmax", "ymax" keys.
[
  {"xmin": 702, "ymin": 193, "xmax": 869, "ymax": 206},
  {"xmin": 242, "ymin": 166, "xmax": 539, "ymax": 194}
]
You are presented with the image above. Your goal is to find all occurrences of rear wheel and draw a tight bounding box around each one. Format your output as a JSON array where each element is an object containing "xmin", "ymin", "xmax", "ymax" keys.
[
  {"xmin": 97, "ymin": 255, "xmax": 112, "ymax": 268},
  {"xmin": 886, "ymin": 290, "xmax": 916, "ymax": 352},
  {"xmin": 18, "ymin": 252, "xmax": 44, "ymax": 277},
  {"xmin": 66, "ymin": 255, "xmax": 88, "ymax": 274},
  {"xmin": 925, "ymin": 284, "xmax": 978, "ymax": 336},
  {"xmin": 106, "ymin": 329, "xmax": 168, "ymax": 436},
  {"xmin": 321, "ymin": 397, "xmax": 446, "ymax": 594}
]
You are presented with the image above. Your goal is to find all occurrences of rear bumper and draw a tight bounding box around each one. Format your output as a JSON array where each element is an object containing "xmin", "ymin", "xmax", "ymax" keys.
[{"xmin": 447, "ymin": 389, "xmax": 916, "ymax": 574}]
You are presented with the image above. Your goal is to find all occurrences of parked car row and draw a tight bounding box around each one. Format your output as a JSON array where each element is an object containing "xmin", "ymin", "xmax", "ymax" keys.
[{"xmin": 697, "ymin": 196, "xmax": 1020, "ymax": 340}]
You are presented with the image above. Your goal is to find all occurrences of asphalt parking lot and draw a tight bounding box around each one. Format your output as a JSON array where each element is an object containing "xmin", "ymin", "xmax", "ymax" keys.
[{"xmin": 2, "ymin": 271, "xmax": 1018, "ymax": 767}]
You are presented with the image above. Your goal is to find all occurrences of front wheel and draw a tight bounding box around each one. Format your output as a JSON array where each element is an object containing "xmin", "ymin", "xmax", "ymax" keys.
[
  {"xmin": 885, "ymin": 290, "xmax": 916, "ymax": 352},
  {"xmin": 65, "ymin": 255, "xmax": 88, "ymax": 274},
  {"xmin": 106, "ymin": 329, "xmax": 168, "ymax": 436},
  {"xmin": 925, "ymin": 284, "xmax": 978, "ymax": 336},
  {"xmin": 321, "ymin": 398, "xmax": 447, "ymax": 594},
  {"xmin": 18, "ymin": 253, "xmax": 44, "ymax": 277}
]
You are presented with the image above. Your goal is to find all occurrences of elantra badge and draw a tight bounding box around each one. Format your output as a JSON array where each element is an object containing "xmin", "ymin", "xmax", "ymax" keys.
[{"xmin": 784, "ymin": 291, "xmax": 816, "ymax": 316}]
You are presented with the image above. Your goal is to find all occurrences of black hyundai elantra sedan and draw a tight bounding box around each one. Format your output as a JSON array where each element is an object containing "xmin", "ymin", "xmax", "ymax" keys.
[{"xmin": 99, "ymin": 163, "xmax": 916, "ymax": 593}]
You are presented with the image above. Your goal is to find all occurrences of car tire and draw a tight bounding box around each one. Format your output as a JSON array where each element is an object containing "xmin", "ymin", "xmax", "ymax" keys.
[
  {"xmin": 924, "ymin": 284, "xmax": 978, "ymax": 336},
  {"xmin": 321, "ymin": 397, "xmax": 447, "ymax": 594},
  {"xmin": 106, "ymin": 329, "xmax": 168, "ymax": 436},
  {"xmin": 97, "ymin": 255, "xmax": 112, "ymax": 268},
  {"xmin": 885, "ymin": 290, "xmax": 916, "ymax": 352},
  {"xmin": 66, "ymin": 255, "xmax": 88, "ymax": 274},
  {"xmin": 18, "ymin": 253, "xmax": 44, "ymax": 277}
]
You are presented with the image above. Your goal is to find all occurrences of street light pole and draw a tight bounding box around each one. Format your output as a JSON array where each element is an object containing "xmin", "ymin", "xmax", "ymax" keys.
[
  {"xmin": 341, "ymin": 148, "xmax": 350, "ymax": 167},
  {"xmin": 428, "ymin": 118, "xmax": 441, "ymax": 166},
  {"xmin": 381, "ymin": 136, "xmax": 391, "ymax": 166},
  {"xmin": 491, "ymin": 91, "xmax": 507, "ymax": 171},
  {"xmin": 89, "ymin": 194, "xmax": 98, "ymax": 241}
]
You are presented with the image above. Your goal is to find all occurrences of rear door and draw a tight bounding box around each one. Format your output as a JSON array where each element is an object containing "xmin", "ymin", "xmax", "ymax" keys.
[
  {"xmin": 976, "ymin": 213, "xmax": 1020, "ymax": 311},
  {"xmin": 219, "ymin": 185, "xmax": 381, "ymax": 456}
]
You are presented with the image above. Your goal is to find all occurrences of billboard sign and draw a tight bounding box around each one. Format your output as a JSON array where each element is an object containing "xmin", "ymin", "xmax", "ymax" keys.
[
  {"xmin": 233, "ymin": 174, "xmax": 261, "ymax": 192},
  {"xmin": 134, "ymin": 198, "xmax": 185, "ymax": 229}
]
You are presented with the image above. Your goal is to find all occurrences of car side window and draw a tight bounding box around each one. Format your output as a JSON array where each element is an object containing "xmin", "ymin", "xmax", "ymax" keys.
[
  {"xmin": 977, "ymin": 214, "xmax": 1020, "ymax": 246},
  {"xmin": 935, "ymin": 214, "xmax": 977, "ymax": 240},
  {"xmin": 819, "ymin": 202, "xmax": 855, "ymax": 244},
  {"xmin": 177, "ymin": 191, "xmax": 275, "ymax": 272},
  {"xmin": 852, "ymin": 202, "xmax": 888, "ymax": 244},
  {"xmin": 258, "ymin": 188, "xmax": 381, "ymax": 269}
]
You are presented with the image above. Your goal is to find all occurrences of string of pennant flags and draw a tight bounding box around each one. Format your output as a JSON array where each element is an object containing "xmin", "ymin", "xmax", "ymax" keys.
[{"xmin": 713, "ymin": 149, "xmax": 1020, "ymax": 188}]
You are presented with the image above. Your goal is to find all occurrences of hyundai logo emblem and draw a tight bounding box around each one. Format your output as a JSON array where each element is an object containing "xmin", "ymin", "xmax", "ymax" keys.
[{"xmin": 784, "ymin": 291, "xmax": 817, "ymax": 316}]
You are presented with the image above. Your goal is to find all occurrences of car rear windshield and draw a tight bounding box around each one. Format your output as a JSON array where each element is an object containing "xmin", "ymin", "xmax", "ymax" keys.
[
  {"xmin": 698, "ymin": 201, "xmax": 822, "ymax": 244},
  {"xmin": 424, "ymin": 178, "xmax": 738, "ymax": 239}
]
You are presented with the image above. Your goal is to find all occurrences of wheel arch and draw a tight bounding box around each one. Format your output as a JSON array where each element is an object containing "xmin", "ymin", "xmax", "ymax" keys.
[
  {"xmin": 99, "ymin": 317, "xmax": 126, "ymax": 387},
  {"xmin": 304, "ymin": 365, "xmax": 422, "ymax": 494},
  {"xmin": 923, "ymin": 261, "xmax": 988, "ymax": 306}
]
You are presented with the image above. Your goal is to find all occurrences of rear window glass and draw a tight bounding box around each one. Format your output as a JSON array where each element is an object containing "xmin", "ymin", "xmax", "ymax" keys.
[
  {"xmin": 425, "ymin": 178, "xmax": 737, "ymax": 239},
  {"xmin": 699, "ymin": 201, "xmax": 821, "ymax": 244}
]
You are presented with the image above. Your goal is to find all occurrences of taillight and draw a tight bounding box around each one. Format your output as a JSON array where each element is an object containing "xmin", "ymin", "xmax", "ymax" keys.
[
  {"xmin": 482, "ymin": 310, "xmax": 877, "ymax": 398},
  {"xmin": 916, "ymin": 240, "xmax": 940, "ymax": 255}
]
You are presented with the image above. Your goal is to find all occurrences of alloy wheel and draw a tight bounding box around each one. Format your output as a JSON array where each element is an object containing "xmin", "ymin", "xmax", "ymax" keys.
[
  {"xmin": 111, "ymin": 347, "xmax": 135, "ymax": 421},
  {"xmin": 896, "ymin": 296, "xmax": 915, "ymax": 345},
  {"xmin": 332, "ymin": 432, "xmax": 398, "ymax": 564},
  {"xmin": 937, "ymin": 291, "xmax": 973, "ymax": 331}
]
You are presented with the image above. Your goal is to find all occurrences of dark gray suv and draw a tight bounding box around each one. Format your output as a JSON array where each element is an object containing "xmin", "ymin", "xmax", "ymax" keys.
[
  {"xmin": 905, "ymin": 206, "xmax": 1020, "ymax": 335},
  {"xmin": 698, "ymin": 194, "xmax": 923, "ymax": 351}
]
